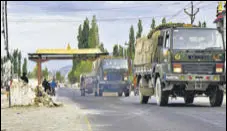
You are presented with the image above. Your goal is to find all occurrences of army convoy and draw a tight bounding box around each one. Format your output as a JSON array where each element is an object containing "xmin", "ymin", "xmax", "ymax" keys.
[
  {"xmin": 79, "ymin": 23, "xmax": 225, "ymax": 107},
  {"xmin": 133, "ymin": 23, "xmax": 226, "ymax": 107}
]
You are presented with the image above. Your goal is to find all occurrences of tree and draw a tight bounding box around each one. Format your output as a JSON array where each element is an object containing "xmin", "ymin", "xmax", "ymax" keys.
[
  {"xmin": 56, "ymin": 71, "xmax": 62, "ymax": 82},
  {"xmin": 136, "ymin": 19, "xmax": 143, "ymax": 39},
  {"xmin": 162, "ymin": 17, "xmax": 166, "ymax": 24},
  {"xmin": 22, "ymin": 58, "xmax": 27, "ymax": 74},
  {"xmin": 113, "ymin": 44, "xmax": 119, "ymax": 57},
  {"xmin": 18, "ymin": 51, "xmax": 21, "ymax": 77},
  {"xmin": 77, "ymin": 24, "xmax": 83, "ymax": 48},
  {"xmin": 198, "ymin": 21, "xmax": 202, "ymax": 27},
  {"xmin": 68, "ymin": 70, "xmax": 77, "ymax": 84},
  {"xmin": 31, "ymin": 64, "xmax": 38, "ymax": 79},
  {"xmin": 151, "ymin": 18, "xmax": 156, "ymax": 29},
  {"xmin": 98, "ymin": 42, "xmax": 105, "ymax": 52},
  {"xmin": 129, "ymin": 25, "xmax": 135, "ymax": 59},
  {"xmin": 88, "ymin": 15, "xmax": 100, "ymax": 48},
  {"xmin": 12, "ymin": 49, "xmax": 18, "ymax": 77},
  {"xmin": 42, "ymin": 67, "xmax": 48, "ymax": 79},
  {"xmin": 202, "ymin": 21, "xmax": 206, "ymax": 28},
  {"xmin": 118, "ymin": 45, "xmax": 124, "ymax": 57},
  {"xmin": 81, "ymin": 18, "xmax": 90, "ymax": 48}
]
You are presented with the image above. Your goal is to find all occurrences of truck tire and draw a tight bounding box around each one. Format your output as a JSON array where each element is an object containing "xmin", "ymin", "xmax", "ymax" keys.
[
  {"xmin": 99, "ymin": 88, "xmax": 103, "ymax": 96},
  {"xmin": 81, "ymin": 89, "xmax": 85, "ymax": 96},
  {"xmin": 124, "ymin": 92, "xmax": 130, "ymax": 97},
  {"xmin": 94, "ymin": 91, "xmax": 98, "ymax": 96},
  {"xmin": 184, "ymin": 93, "xmax": 194, "ymax": 104},
  {"xmin": 155, "ymin": 77, "xmax": 168, "ymax": 106},
  {"xmin": 118, "ymin": 92, "xmax": 123, "ymax": 97},
  {"xmin": 209, "ymin": 87, "xmax": 223, "ymax": 107}
]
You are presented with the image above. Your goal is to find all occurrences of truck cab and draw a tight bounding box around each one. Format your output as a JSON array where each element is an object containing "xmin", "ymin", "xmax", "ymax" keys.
[{"xmin": 94, "ymin": 58, "xmax": 131, "ymax": 97}]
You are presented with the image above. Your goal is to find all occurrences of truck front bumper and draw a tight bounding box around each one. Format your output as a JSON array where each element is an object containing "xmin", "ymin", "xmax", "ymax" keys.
[
  {"xmin": 99, "ymin": 81, "xmax": 130, "ymax": 92},
  {"xmin": 163, "ymin": 74, "xmax": 226, "ymax": 91}
]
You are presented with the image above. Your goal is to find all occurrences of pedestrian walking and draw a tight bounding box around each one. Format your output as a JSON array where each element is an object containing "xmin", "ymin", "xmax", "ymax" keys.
[{"xmin": 50, "ymin": 78, "xmax": 57, "ymax": 96}]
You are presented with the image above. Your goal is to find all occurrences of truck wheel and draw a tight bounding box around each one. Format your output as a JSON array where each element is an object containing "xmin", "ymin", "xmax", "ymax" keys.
[
  {"xmin": 81, "ymin": 89, "xmax": 85, "ymax": 96},
  {"xmin": 184, "ymin": 93, "xmax": 194, "ymax": 104},
  {"xmin": 155, "ymin": 77, "xmax": 168, "ymax": 106},
  {"xmin": 124, "ymin": 91, "xmax": 130, "ymax": 97},
  {"xmin": 209, "ymin": 87, "xmax": 223, "ymax": 107},
  {"xmin": 94, "ymin": 91, "xmax": 98, "ymax": 96},
  {"xmin": 99, "ymin": 89, "xmax": 103, "ymax": 96},
  {"xmin": 118, "ymin": 92, "xmax": 123, "ymax": 97}
]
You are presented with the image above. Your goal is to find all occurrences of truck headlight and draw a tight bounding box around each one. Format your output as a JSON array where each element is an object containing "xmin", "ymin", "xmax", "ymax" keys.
[
  {"xmin": 104, "ymin": 76, "xmax": 107, "ymax": 81},
  {"xmin": 216, "ymin": 63, "xmax": 223, "ymax": 73},
  {"xmin": 173, "ymin": 63, "xmax": 182, "ymax": 73}
]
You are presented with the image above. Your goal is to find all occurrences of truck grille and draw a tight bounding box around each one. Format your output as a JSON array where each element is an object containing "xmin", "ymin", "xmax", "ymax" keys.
[{"xmin": 183, "ymin": 63, "xmax": 214, "ymax": 74}]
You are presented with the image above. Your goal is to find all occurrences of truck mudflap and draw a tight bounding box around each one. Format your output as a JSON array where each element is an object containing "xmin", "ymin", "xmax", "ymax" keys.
[{"xmin": 164, "ymin": 74, "xmax": 225, "ymax": 83}]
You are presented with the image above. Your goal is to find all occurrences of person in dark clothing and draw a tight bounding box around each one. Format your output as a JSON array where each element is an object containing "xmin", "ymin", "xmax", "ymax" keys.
[
  {"xmin": 21, "ymin": 72, "xmax": 29, "ymax": 83},
  {"xmin": 42, "ymin": 78, "xmax": 51, "ymax": 93}
]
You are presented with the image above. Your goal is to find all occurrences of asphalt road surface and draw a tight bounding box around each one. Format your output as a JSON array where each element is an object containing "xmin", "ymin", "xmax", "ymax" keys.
[{"xmin": 56, "ymin": 87, "xmax": 226, "ymax": 131}]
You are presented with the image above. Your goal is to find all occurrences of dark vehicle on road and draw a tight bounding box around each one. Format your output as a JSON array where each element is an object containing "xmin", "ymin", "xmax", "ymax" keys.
[
  {"xmin": 134, "ymin": 23, "xmax": 226, "ymax": 107},
  {"xmin": 93, "ymin": 57, "xmax": 131, "ymax": 97},
  {"xmin": 80, "ymin": 72, "xmax": 97, "ymax": 96}
]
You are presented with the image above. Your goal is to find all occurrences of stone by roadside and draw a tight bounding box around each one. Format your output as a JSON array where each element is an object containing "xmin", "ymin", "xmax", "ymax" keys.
[{"xmin": 1, "ymin": 103, "xmax": 90, "ymax": 131}]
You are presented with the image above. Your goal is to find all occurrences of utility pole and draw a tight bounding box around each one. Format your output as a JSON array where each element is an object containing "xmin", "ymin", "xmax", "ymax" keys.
[
  {"xmin": 184, "ymin": 1, "xmax": 199, "ymax": 25},
  {"xmin": 2, "ymin": 1, "xmax": 11, "ymax": 107}
]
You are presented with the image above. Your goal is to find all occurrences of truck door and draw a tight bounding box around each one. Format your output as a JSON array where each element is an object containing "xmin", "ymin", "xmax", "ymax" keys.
[{"xmin": 162, "ymin": 30, "xmax": 171, "ymax": 73}]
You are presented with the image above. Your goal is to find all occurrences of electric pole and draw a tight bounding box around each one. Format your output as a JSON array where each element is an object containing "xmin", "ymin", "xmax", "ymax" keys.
[
  {"xmin": 184, "ymin": 1, "xmax": 199, "ymax": 25},
  {"xmin": 2, "ymin": 1, "xmax": 11, "ymax": 107}
]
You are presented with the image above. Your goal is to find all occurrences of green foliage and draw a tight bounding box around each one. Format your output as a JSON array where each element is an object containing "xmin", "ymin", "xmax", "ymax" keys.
[
  {"xmin": 151, "ymin": 18, "xmax": 156, "ymax": 29},
  {"xmin": 77, "ymin": 25, "xmax": 83, "ymax": 48},
  {"xmin": 12, "ymin": 49, "xmax": 18, "ymax": 76},
  {"xmin": 136, "ymin": 19, "xmax": 143, "ymax": 39},
  {"xmin": 42, "ymin": 67, "xmax": 48, "ymax": 79},
  {"xmin": 202, "ymin": 21, "xmax": 206, "ymax": 28},
  {"xmin": 88, "ymin": 15, "xmax": 99, "ymax": 48},
  {"xmin": 82, "ymin": 18, "xmax": 90, "ymax": 48},
  {"xmin": 113, "ymin": 44, "xmax": 119, "ymax": 57},
  {"xmin": 118, "ymin": 45, "xmax": 124, "ymax": 57},
  {"xmin": 129, "ymin": 25, "xmax": 135, "ymax": 60},
  {"xmin": 198, "ymin": 21, "xmax": 202, "ymax": 27},
  {"xmin": 22, "ymin": 58, "xmax": 27, "ymax": 74},
  {"xmin": 18, "ymin": 51, "xmax": 21, "ymax": 77},
  {"xmin": 162, "ymin": 17, "xmax": 166, "ymax": 24},
  {"xmin": 98, "ymin": 42, "xmax": 105, "ymax": 52},
  {"xmin": 56, "ymin": 71, "xmax": 64, "ymax": 83}
]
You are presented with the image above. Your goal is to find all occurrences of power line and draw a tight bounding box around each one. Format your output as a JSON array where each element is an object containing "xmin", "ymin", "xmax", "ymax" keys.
[
  {"xmin": 167, "ymin": 2, "xmax": 191, "ymax": 21},
  {"xmin": 8, "ymin": 2, "xmax": 183, "ymax": 12},
  {"xmin": 9, "ymin": 14, "xmax": 175, "ymax": 23}
]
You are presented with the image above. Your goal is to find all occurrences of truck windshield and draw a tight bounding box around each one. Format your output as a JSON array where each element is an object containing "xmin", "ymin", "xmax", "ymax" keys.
[
  {"xmin": 172, "ymin": 28, "xmax": 223, "ymax": 50},
  {"xmin": 102, "ymin": 59, "xmax": 128, "ymax": 70}
]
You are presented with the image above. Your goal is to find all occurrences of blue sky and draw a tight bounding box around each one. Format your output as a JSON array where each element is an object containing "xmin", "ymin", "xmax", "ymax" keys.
[{"xmin": 1, "ymin": 1, "xmax": 220, "ymax": 72}]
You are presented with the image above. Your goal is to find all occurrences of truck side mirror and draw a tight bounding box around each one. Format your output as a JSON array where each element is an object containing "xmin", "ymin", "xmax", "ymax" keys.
[{"xmin": 158, "ymin": 36, "xmax": 163, "ymax": 47}]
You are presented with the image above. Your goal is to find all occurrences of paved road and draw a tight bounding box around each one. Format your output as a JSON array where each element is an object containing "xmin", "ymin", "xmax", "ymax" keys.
[{"xmin": 57, "ymin": 87, "xmax": 226, "ymax": 131}]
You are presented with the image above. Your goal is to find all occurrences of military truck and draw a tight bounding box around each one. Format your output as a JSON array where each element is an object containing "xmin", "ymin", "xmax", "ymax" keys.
[
  {"xmin": 134, "ymin": 23, "xmax": 226, "ymax": 107},
  {"xmin": 92, "ymin": 57, "xmax": 131, "ymax": 97}
]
